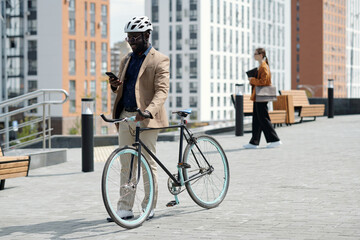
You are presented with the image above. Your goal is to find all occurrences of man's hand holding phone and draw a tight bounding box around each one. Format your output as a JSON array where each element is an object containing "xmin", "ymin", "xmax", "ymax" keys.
[{"xmin": 106, "ymin": 72, "xmax": 122, "ymax": 88}]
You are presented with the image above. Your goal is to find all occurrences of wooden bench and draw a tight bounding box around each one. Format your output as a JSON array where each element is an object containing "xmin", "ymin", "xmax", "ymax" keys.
[
  {"xmin": 231, "ymin": 94, "xmax": 287, "ymax": 127},
  {"xmin": 0, "ymin": 147, "xmax": 31, "ymax": 190},
  {"xmin": 280, "ymin": 90, "xmax": 325, "ymax": 122},
  {"xmin": 273, "ymin": 95, "xmax": 295, "ymax": 124}
]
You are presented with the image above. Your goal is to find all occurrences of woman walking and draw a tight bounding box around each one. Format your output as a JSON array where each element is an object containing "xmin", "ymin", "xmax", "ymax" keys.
[{"xmin": 243, "ymin": 48, "xmax": 282, "ymax": 149}]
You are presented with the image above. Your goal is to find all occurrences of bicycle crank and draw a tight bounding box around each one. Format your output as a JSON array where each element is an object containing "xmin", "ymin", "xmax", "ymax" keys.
[{"xmin": 167, "ymin": 174, "xmax": 182, "ymax": 195}]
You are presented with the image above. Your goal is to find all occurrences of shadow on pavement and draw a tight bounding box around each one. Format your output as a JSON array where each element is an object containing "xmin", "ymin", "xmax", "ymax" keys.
[
  {"xmin": 0, "ymin": 218, "xmax": 124, "ymax": 239},
  {"xmin": 28, "ymin": 172, "xmax": 82, "ymax": 178}
]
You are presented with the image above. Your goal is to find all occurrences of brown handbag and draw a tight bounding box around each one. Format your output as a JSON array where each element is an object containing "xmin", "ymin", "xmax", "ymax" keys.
[{"xmin": 255, "ymin": 86, "xmax": 277, "ymax": 102}]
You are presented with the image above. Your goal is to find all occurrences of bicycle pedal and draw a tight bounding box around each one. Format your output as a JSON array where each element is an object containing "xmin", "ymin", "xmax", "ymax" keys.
[
  {"xmin": 166, "ymin": 200, "xmax": 178, "ymax": 207},
  {"xmin": 178, "ymin": 163, "xmax": 191, "ymax": 169}
]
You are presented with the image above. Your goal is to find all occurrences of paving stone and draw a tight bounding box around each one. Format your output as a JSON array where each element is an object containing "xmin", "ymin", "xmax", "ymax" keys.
[{"xmin": 0, "ymin": 115, "xmax": 360, "ymax": 239}]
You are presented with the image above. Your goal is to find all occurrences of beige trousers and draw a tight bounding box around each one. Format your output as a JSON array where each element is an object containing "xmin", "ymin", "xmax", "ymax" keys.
[{"xmin": 117, "ymin": 110, "xmax": 159, "ymax": 211}]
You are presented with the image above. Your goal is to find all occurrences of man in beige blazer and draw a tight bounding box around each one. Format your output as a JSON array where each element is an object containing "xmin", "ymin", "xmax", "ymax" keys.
[{"xmin": 108, "ymin": 16, "xmax": 169, "ymax": 221}]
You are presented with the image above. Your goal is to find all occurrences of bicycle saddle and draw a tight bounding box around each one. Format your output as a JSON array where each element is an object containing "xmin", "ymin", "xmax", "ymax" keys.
[{"xmin": 173, "ymin": 109, "xmax": 192, "ymax": 117}]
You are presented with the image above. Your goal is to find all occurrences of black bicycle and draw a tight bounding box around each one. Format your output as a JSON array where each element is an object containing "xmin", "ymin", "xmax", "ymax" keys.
[{"xmin": 100, "ymin": 109, "xmax": 230, "ymax": 229}]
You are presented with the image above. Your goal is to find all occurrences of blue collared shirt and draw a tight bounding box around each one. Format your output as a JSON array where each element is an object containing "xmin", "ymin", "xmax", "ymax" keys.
[{"xmin": 122, "ymin": 45, "xmax": 152, "ymax": 109}]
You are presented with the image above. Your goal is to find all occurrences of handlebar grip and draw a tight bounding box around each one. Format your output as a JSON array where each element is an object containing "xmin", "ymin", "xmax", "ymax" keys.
[
  {"xmin": 136, "ymin": 108, "xmax": 153, "ymax": 119},
  {"xmin": 128, "ymin": 116, "xmax": 136, "ymax": 122}
]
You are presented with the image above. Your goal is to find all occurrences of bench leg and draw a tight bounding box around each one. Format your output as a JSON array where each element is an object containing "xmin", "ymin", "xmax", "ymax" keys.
[{"xmin": 0, "ymin": 179, "xmax": 5, "ymax": 190}]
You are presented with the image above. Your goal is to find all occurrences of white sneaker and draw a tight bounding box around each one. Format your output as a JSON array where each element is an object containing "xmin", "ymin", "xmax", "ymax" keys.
[
  {"xmin": 243, "ymin": 143, "xmax": 259, "ymax": 149},
  {"xmin": 142, "ymin": 209, "xmax": 155, "ymax": 220},
  {"xmin": 266, "ymin": 141, "xmax": 282, "ymax": 148},
  {"xmin": 116, "ymin": 210, "xmax": 134, "ymax": 220}
]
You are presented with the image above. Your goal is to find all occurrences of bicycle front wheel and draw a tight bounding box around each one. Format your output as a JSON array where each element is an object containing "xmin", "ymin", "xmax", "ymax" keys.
[
  {"xmin": 102, "ymin": 146, "xmax": 154, "ymax": 229},
  {"xmin": 183, "ymin": 135, "xmax": 230, "ymax": 209}
]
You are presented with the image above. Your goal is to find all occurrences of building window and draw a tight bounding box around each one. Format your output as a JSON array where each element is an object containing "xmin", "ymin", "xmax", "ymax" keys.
[
  {"xmin": 223, "ymin": 29, "xmax": 226, "ymax": 52},
  {"xmin": 84, "ymin": 80, "xmax": 88, "ymax": 96},
  {"xmin": 101, "ymin": 22, "xmax": 107, "ymax": 38},
  {"xmin": 189, "ymin": 0, "xmax": 197, "ymax": 21},
  {"xmin": 176, "ymin": 82, "xmax": 182, "ymax": 93},
  {"xmin": 90, "ymin": 80, "xmax": 96, "ymax": 111},
  {"xmin": 217, "ymin": 0, "xmax": 220, "ymax": 24},
  {"xmin": 90, "ymin": 3, "xmax": 96, "ymax": 37},
  {"xmin": 217, "ymin": 27, "xmax": 220, "ymax": 51},
  {"xmin": 90, "ymin": 42, "xmax": 96, "ymax": 75},
  {"xmin": 69, "ymin": 0, "xmax": 75, "ymax": 11},
  {"xmin": 176, "ymin": 0, "xmax": 182, "ymax": 22},
  {"xmin": 223, "ymin": 1, "xmax": 226, "ymax": 24},
  {"xmin": 211, "ymin": 0, "xmax": 214, "ymax": 22},
  {"xmin": 176, "ymin": 25, "xmax": 182, "ymax": 50},
  {"xmin": 169, "ymin": 26, "xmax": 172, "ymax": 50},
  {"xmin": 153, "ymin": 26, "xmax": 159, "ymax": 50},
  {"xmin": 28, "ymin": 40, "xmax": 37, "ymax": 75},
  {"xmin": 223, "ymin": 56, "xmax": 226, "ymax": 79},
  {"xmin": 210, "ymin": 27, "xmax": 214, "ymax": 51},
  {"xmin": 101, "ymin": 43, "xmax": 108, "ymax": 74},
  {"xmin": 28, "ymin": 80, "xmax": 37, "ymax": 113},
  {"xmin": 169, "ymin": 97, "xmax": 172, "ymax": 107},
  {"xmin": 189, "ymin": 24, "xmax": 197, "ymax": 49},
  {"xmin": 176, "ymin": 54, "xmax": 182, "ymax": 78},
  {"xmin": 152, "ymin": 0, "xmax": 159, "ymax": 22},
  {"xmin": 210, "ymin": 55, "xmax": 214, "ymax": 78},
  {"xmin": 189, "ymin": 82, "xmax": 198, "ymax": 93},
  {"xmin": 189, "ymin": 53, "xmax": 197, "ymax": 78},
  {"xmin": 169, "ymin": 54, "xmax": 172, "ymax": 79},
  {"xmin": 176, "ymin": 96, "xmax": 182, "ymax": 107},
  {"xmin": 169, "ymin": 0, "xmax": 172, "ymax": 22},
  {"xmin": 69, "ymin": 80, "xmax": 76, "ymax": 113},
  {"xmin": 189, "ymin": 96, "xmax": 197, "ymax": 107},
  {"xmin": 101, "ymin": 81, "xmax": 108, "ymax": 112},
  {"xmin": 69, "ymin": 40, "xmax": 76, "ymax": 75},
  {"xmin": 69, "ymin": 19, "xmax": 76, "ymax": 35}
]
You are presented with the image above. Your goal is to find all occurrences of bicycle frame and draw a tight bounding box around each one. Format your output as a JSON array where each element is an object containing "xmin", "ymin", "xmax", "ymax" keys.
[{"xmin": 132, "ymin": 117, "xmax": 212, "ymax": 188}]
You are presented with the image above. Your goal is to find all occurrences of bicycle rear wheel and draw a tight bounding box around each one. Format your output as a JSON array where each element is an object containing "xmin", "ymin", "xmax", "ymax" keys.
[
  {"xmin": 102, "ymin": 146, "xmax": 154, "ymax": 229},
  {"xmin": 183, "ymin": 135, "xmax": 229, "ymax": 208}
]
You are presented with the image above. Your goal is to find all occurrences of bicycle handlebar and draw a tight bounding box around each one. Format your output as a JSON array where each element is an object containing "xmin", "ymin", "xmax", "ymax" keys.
[
  {"xmin": 100, "ymin": 108, "xmax": 151, "ymax": 124},
  {"xmin": 100, "ymin": 114, "xmax": 136, "ymax": 123}
]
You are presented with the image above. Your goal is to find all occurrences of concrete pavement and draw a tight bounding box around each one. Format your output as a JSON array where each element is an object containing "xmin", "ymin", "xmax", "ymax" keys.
[{"xmin": 1, "ymin": 115, "xmax": 360, "ymax": 239}]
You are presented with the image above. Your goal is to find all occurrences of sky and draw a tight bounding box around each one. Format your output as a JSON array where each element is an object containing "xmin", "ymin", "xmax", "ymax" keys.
[{"xmin": 110, "ymin": 0, "xmax": 145, "ymax": 46}]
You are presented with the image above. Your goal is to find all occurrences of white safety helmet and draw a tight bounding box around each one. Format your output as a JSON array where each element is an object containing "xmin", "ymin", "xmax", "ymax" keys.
[{"xmin": 124, "ymin": 16, "xmax": 153, "ymax": 33}]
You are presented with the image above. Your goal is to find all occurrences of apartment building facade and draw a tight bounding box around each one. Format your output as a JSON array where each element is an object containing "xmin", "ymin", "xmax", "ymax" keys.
[
  {"xmin": 346, "ymin": 0, "xmax": 360, "ymax": 98},
  {"xmin": 251, "ymin": 0, "xmax": 291, "ymax": 94},
  {"xmin": 292, "ymin": 0, "xmax": 360, "ymax": 98},
  {"xmin": 146, "ymin": 0, "xmax": 291, "ymax": 122},
  {"xmin": 1, "ymin": 0, "xmax": 111, "ymax": 135}
]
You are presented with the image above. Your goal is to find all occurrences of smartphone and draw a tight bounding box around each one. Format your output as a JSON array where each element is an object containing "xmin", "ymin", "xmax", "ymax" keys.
[{"xmin": 106, "ymin": 72, "xmax": 119, "ymax": 80}]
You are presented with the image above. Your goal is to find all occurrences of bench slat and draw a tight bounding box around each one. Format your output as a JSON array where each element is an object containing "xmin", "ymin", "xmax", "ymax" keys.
[
  {"xmin": 0, "ymin": 166, "xmax": 29, "ymax": 175},
  {"xmin": 0, "ymin": 156, "xmax": 30, "ymax": 162},
  {"xmin": 269, "ymin": 110, "xmax": 286, "ymax": 124},
  {"xmin": 0, "ymin": 161, "xmax": 29, "ymax": 170},
  {"xmin": 0, "ymin": 172, "xmax": 27, "ymax": 180},
  {"xmin": 280, "ymin": 90, "xmax": 325, "ymax": 121}
]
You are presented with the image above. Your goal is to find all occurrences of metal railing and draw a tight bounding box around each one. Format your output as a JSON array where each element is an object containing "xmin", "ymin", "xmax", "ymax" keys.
[{"xmin": 0, "ymin": 89, "xmax": 69, "ymax": 151}]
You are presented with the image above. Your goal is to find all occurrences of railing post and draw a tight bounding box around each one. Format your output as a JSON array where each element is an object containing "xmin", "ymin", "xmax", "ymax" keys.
[
  {"xmin": 48, "ymin": 104, "xmax": 51, "ymax": 149},
  {"xmin": 5, "ymin": 115, "xmax": 9, "ymax": 150},
  {"xmin": 42, "ymin": 92, "xmax": 46, "ymax": 149}
]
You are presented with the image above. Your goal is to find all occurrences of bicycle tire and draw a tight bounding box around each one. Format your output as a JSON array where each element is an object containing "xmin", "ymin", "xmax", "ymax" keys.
[
  {"xmin": 102, "ymin": 146, "xmax": 154, "ymax": 229},
  {"xmin": 182, "ymin": 135, "xmax": 230, "ymax": 209}
]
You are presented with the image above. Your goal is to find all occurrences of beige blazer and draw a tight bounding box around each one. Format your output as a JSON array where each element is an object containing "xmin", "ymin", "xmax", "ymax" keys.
[{"xmin": 112, "ymin": 47, "xmax": 170, "ymax": 128}]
